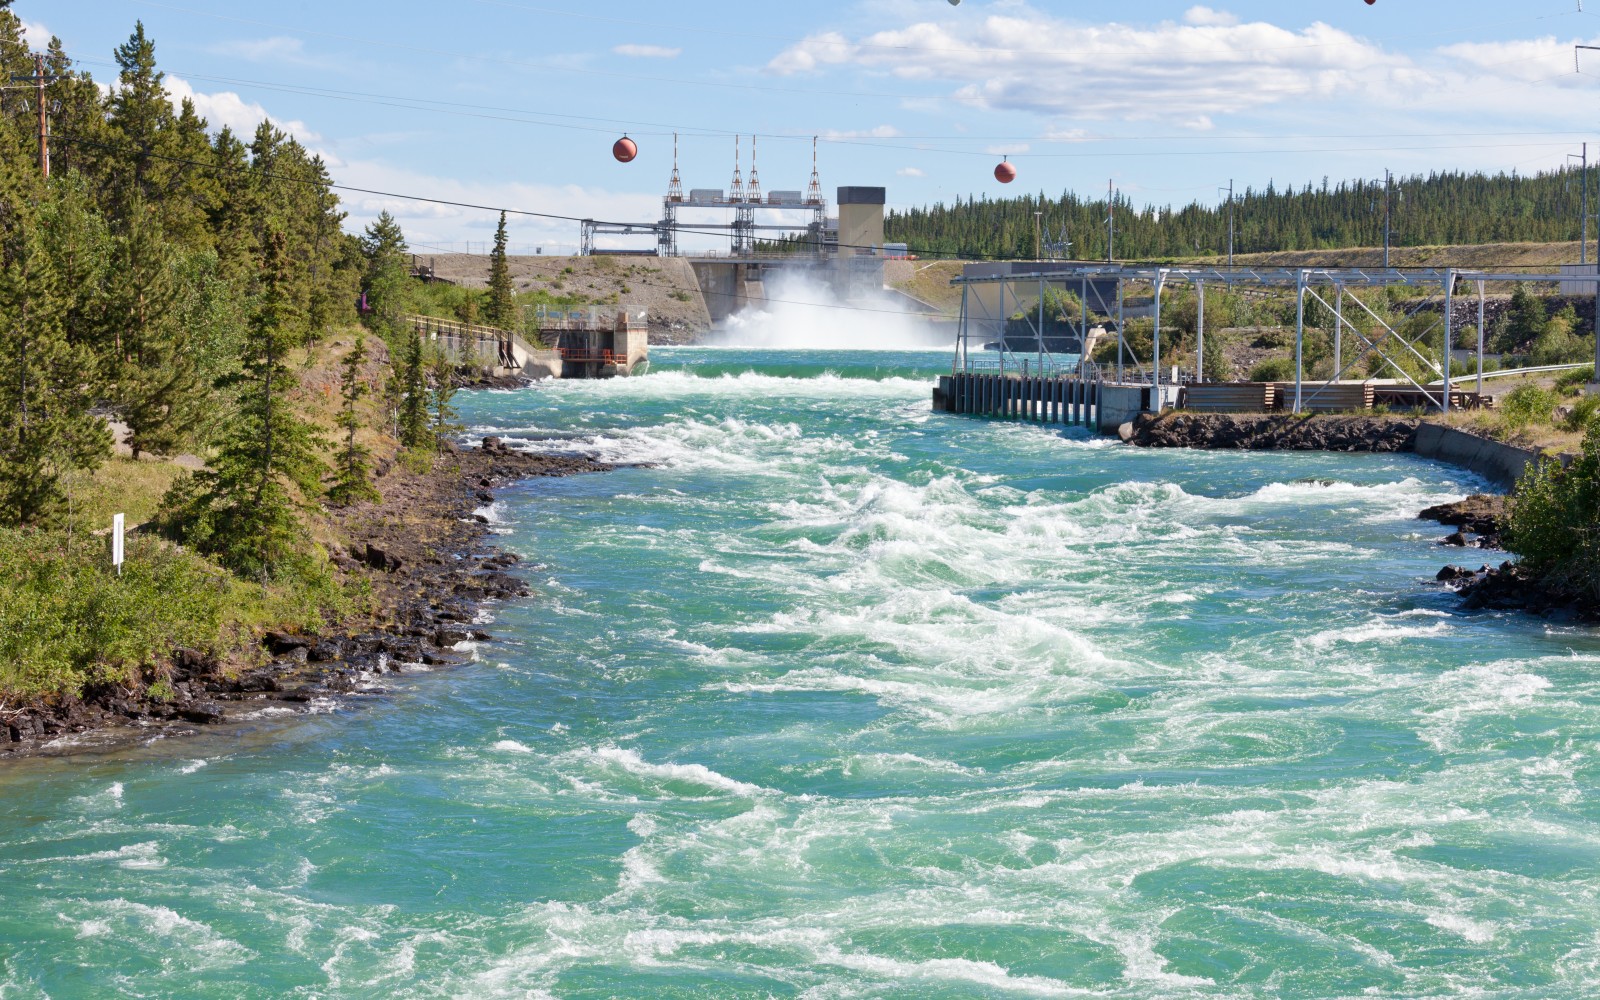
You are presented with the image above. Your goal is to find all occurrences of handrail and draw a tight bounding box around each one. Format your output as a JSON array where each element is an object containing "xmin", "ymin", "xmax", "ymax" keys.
[
  {"xmin": 559, "ymin": 349, "xmax": 623, "ymax": 364},
  {"xmin": 1445, "ymin": 362, "xmax": 1592, "ymax": 387}
]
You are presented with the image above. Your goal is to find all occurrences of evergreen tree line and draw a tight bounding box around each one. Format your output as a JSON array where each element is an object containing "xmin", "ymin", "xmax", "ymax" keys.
[
  {"xmin": 0, "ymin": 12, "xmax": 455, "ymax": 580},
  {"xmin": 885, "ymin": 169, "xmax": 1600, "ymax": 261}
]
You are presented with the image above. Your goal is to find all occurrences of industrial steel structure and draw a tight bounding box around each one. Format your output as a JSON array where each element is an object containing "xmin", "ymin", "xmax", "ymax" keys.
[
  {"xmin": 582, "ymin": 135, "xmax": 830, "ymax": 257},
  {"xmin": 949, "ymin": 262, "xmax": 1600, "ymax": 416}
]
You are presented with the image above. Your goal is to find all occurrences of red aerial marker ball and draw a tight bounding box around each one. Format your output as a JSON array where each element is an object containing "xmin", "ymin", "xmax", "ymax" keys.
[
  {"xmin": 613, "ymin": 136, "xmax": 638, "ymax": 163},
  {"xmin": 994, "ymin": 160, "xmax": 1017, "ymax": 184},
  {"xmin": 1365, "ymin": 0, "xmax": 1375, "ymax": 5}
]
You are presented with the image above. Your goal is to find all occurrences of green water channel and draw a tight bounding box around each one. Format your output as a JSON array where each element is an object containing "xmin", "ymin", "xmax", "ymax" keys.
[{"xmin": 3, "ymin": 348, "xmax": 1598, "ymax": 998}]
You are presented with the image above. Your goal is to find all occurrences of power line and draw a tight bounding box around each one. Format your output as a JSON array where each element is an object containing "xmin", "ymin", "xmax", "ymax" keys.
[
  {"xmin": 48, "ymin": 132, "xmax": 1598, "ymax": 273},
  {"xmin": 124, "ymin": 0, "xmax": 934, "ymax": 104},
  {"xmin": 62, "ymin": 57, "xmax": 1600, "ymax": 151}
]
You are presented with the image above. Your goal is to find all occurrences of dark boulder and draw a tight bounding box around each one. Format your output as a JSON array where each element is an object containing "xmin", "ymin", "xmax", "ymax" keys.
[
  {"xmin": 263, "ymin": 631, "xmax": 312, "ymax": 655},
  {"xmin": 179, "ymin": 702, "xmax": 226, "ymax": 725},
  {"xmin": 363, "ymin": 543, "xmax": 403, "ymax": 572},
  {"xmin": 308, "ymin": 640, "xmax": 345, "ymax": 663}
]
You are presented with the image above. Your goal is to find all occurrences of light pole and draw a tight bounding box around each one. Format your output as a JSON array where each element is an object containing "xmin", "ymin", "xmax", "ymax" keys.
[
  {"xmin": 1577, "ymin": 45, "xmax": 1600, "ymax": 379},
  {"xmin": 1106, "ymin": 179, "xmax": 1116, "ymax": 263},
  {"xmin": 1569, "ymin": 146, "xmax": 1590, "ymax": 266},
  {"xmin": 1382, "ymin": 169, "xmax": 1393, "ymax": 269},
  {"xmin": 1219, "ymin": 180, "xmax": 1234, "ymax": 266}
]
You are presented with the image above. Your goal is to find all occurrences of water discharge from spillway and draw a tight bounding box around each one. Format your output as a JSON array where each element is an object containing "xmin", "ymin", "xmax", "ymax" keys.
[
  {"xmin": 3, "ymin": 348, "xmax": 1600, "ymax": 998},
  {"xmin": 706, "ymin": 269, "xmax": 954, "ymax": 351}
]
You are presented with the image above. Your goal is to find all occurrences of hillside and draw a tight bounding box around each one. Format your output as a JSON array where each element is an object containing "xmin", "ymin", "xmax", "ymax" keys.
[
  {"xmin": 1187, "ymin": 240, "xmax": 1591, "ymax": 271},
  {"xmin": 423, "ymin": 253, "xmax": 713, "ymax": 342},
  {"xmin": 883, "ymin": 259, "xmax": 966, "ymax": 315}
]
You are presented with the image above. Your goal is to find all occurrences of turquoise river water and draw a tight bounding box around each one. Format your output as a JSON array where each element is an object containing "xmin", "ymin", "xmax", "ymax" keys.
[{"xmin": 4, "ymin": 348, "xmax": 1600, "ymax": 999}]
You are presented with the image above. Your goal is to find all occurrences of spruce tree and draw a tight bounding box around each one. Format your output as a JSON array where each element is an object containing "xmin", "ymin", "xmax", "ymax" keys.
[
  {"xmin": 486, "ymin": 211, "xmax": 514, "ymax": 329},
  {"xmin": 1497, "ymin": 284, "xmax": 1549, "ymax": 355},
  {"xmin": 180, "ymin": 231, "xmax": 324, "ymax": 579},
  {"xmin": 100, "ymin": 201, "xmax": 201, "ymax": 457},
  {"xmin": 397, "ymin": 329, "xmax": 431, "ymax": 451},
  {"xmin": 326, "ymin": 335, "xmax": 380, "ymax": 508},
  {"xmin": 429, "ymin": 353, "xmax": 462, "ymax": 449},
  {"xmin": 360, "ymin": 210, "xmax": 411, "ymax": 339},
  {"xmin": 0, "ymin": 181, "xmax": 111, "ymax": 527},
  {"xmin": 106, "ymin": 22, "xmax": 177, "ymax": 215}
]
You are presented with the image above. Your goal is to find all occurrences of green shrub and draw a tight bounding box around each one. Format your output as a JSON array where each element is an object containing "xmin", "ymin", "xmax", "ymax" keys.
[
  {"xmin": 1562, "ymin": 395, "xmax": 1600, "ymax": 433},
  {"xmin": 1493, "ymin": 285, "xmax": 1548, "ymax": 353},
  {"xmin": 1506, "ymin": 421, "xmax": 1600, "ymax": 600},
  {"xmin": 1556, "ymin": 366, "xmax": 1596, "ymax": 395},
  {"xmin": 1249, "ymin": 357, "xmax": 1297, "ymax": 382},
  {"xmin": 1500, "ymin": 384, "xmax": 1558, "ymax": 429},
  {"xmin": 1091, "ymin": 318, "xmax": 1155, "ymax": 364},
  {"xmin": 0, "ymin": 530, "xmax": 229, "ymax": 696},
  {"xmin": 1527, "ymin": 310, "xmax": 1592, "ymax": 366}
]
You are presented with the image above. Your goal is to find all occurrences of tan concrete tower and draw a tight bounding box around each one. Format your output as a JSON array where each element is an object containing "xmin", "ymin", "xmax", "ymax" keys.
[{"xmin": 837, "ymin": 186, "xmax": 886, "ymax": 255}]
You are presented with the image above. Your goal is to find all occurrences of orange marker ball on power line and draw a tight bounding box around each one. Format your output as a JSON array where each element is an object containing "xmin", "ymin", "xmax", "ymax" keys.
[
  {"xmin": 995, "ymin": 160, "xmax": 1017, "ymax": 184},
  {"xmin": 613, "ymin": 136, "xmax": 638, "ymax": 163}
]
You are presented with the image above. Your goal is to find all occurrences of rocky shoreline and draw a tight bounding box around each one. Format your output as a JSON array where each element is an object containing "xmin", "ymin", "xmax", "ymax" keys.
[
  {"xmin": 1, "ymin": 439, "xmax": 611, "ymax": 758},
  {"xmin": 1426, "ymin": 495, "xmax": 1596, "ymax": 621},
  {"xmin": 1123, "ymin": 412, "xmax": 1421, "ymax": 451}
]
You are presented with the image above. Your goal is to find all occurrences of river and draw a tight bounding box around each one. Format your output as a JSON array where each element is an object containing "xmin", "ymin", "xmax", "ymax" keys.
[{"xmin": 4, "ymin": 348, "xmax": 1600, "ymax": 998}]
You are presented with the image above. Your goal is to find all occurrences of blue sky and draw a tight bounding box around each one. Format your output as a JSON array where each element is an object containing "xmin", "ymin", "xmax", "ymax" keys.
[{"xmin": 21, "ymin": 1, "xmax": 1600, "ymax": 253}]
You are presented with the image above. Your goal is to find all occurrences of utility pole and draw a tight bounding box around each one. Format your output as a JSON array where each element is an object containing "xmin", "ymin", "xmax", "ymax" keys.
[
  {"xmin": 1582, "ymin": 47, "xmax": 1600, "ymax": 378},
  {"xmin": 1572, "ymin": 144, "xmax": 1592, "ymax": 266},
  {"xmin": 1033, "ymin": 210, "xmax": 1042, "ymax": 261},
  {"xmin": 1226, "ymin": 180, "xmax": 1234, "ymax": 266},
  {"xmin": 10, "ymin": 54, "xmax": 66, "ymax": 178},
  {"xmin": 1106, "ymin": 179, "xmax": 1115, "ymax": 263},
  {"xmin": 1383, "ymin": 169, "xmax": 1393, "ymax": 269}
]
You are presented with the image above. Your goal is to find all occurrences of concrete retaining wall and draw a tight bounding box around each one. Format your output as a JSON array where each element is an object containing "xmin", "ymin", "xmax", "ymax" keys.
[
  {"xmin": 1096, "ymin": 385, "xmax": 1148, "ymax": 434},
  {"xmin": 1415, "ymin": 424, "xmax": 1542, "ymax": 489}
]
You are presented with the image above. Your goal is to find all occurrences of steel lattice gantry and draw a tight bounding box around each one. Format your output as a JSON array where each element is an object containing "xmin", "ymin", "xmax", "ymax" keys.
[{"xmin": 949, "ymin": 263, "xmax": 1600, "ymax": 414}]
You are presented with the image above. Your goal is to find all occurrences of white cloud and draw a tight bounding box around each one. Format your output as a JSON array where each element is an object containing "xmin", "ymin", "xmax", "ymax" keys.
[
  {"xmin": 771, "ymin": 13, "xmax": 1401, "ymax": 121},
  {"xmin": 897, "ymin": 166, "xmax": 926, "ymax": 177},
  {"xmin": 1184, "ymin": 6, "xmax": 1240, "ymax": 28},
  {"xmin": 819, "ymin": 125, "xmax": 902, "ymax": 140},
  {"xmin": 165, "ymin": 75, "xmax": 321, "ymax": 144},
  {"xmin": 20, "ymin": 20, "xmax": 50, "ymax": 45},
  {"xmin": 331, "ymin": 157, "xmax": 668, "ymax": 252},
  {"xmin": 612, "ymin": 43, "xmax": 681, "ymax": 59},
  {"xmin": 206, "ymin": 36, "xmax": 333, "ymax": 70},
  {"xmin": 764, "ymin": 9, "xmax": 1600, "ymax": 136},
  {"xmin": 768, "ymin": 31, "xmax": 855, "ymax": 75}
]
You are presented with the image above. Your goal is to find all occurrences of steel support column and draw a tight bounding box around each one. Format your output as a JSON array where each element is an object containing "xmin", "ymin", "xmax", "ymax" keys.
[
  {"xmin": 1116, "ymin": 278, "xmax": 1125, "ymax": 384},
  {"xmin": 1476, "ymin": 280, "xmax": 1486, "ymax": 396},
  {"xmin": 1152, "ymin": 270, "xmax": 1167, "ymax": 403},
  {"xmin": 1294, "ymin": 270, "xmax": 1307, "ymax": 413},
  {"xmin": 1333, "ymin": 286, "xmax": 1343, "ymax": 381},
  {"xmin": 1442, "ymin": 269, "xmax": 1454, "ymax": 415}
]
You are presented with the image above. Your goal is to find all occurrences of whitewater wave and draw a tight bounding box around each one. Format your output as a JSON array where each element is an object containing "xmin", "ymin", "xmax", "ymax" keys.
[{"xmin": 706, "ymin": 270, "xmax": 954, "ymax": 351}]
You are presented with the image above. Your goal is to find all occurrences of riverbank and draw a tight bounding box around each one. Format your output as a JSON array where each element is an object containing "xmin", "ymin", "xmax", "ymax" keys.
[{"xmin": 0, "ymin": 441, "xmax": 610, "ymax": 758}]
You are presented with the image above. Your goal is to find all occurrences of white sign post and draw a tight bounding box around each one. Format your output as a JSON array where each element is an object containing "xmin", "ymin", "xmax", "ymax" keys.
[{"xmin": 111, "ymin": 513, "xmax": 125, "ymax": 577}]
